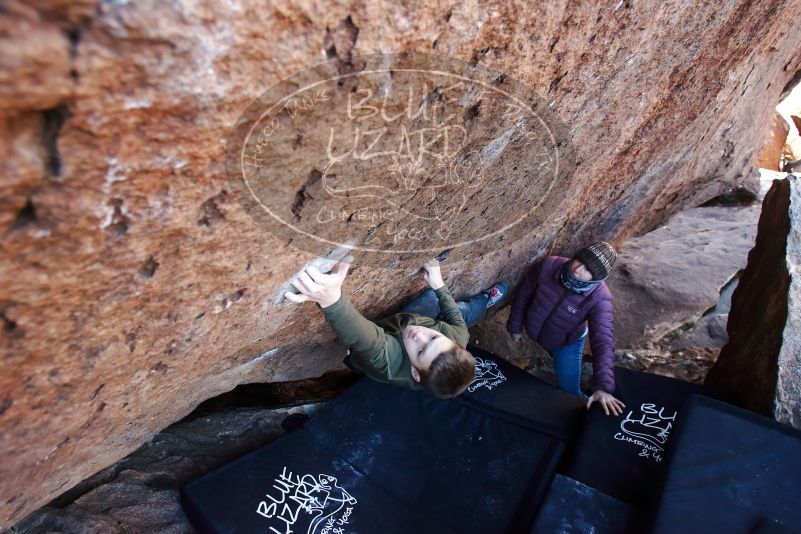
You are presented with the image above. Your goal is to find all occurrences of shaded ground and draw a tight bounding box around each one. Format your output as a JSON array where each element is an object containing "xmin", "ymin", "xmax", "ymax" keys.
[
  {"xmin": 10, "ymin": 403, "xmax": 322, "ymax": 533},
  {"xmin": 7, "ymin": 380, "xmax": 351, "ymax": 534}
]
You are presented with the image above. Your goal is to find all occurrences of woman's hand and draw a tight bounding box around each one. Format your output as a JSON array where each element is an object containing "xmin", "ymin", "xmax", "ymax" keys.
[
  {"xmin": 420, "ymin": 259, "xmax": 445, "ymax": 290},
  {"xmin": 586, "ymin": 390, "xmax": 626, "ymax": 416},
  {"xmin": 284, "ymin": 257, "xmax": 353, "ymax": 308}
]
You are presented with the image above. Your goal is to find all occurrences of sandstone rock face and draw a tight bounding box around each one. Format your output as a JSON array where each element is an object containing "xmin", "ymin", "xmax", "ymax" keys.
[
  {"xmin": 705, "ymin": 175, "xmax": 801, "ymax": 429},
  {"xmin": 667, "ymin": 313, "xmax": 729, "ymax": 353},
  {"xmin": 757, "ymin": 112, "xmax": 790, "ymax": 170},
  {"xmin": 12, "ymin": 403, "xmax": 320, "ymax": 533},
  {"xmin": 1, "ymin": 0, "xmax": 801, "ymax": 525},
  {"xmin": 609, "ymin": 205, "xmax": 759, "ymax": 348}
]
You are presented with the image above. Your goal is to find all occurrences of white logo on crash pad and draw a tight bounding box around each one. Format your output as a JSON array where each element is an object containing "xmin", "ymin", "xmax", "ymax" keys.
[
  {"xmin": 613, "ymin": 402, "xmax": 677, "ymax": 463},
  {"xmin": 468, "ymin": 357, "xmax": 507, "ymax": 393},
  {"xmin": 257, "ymin": 467, "xmax": 357, "ymax": 534}
]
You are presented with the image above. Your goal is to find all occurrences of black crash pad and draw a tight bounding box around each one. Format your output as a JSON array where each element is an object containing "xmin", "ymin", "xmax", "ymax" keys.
[
  {"xmin": 182, "ymin": 427, "xmax": 444, "ymax": 534},
  {"xmin": 530, "ymin": 474, "xmax": 635, "ymax": 534},
  {"xmin": 649, "ymin": 394, "xmax": 801, "ymax": 534},
  {"xmin": 463, "ymin": 345, "xmax": 586, "ymax": 441},
  {"xmin": 560, "ymin": 367, "xmax": 702, "ymax": 506},
  {"xmin": 182, "ymin": 351, "xmax": 584, "ymax": 534}
]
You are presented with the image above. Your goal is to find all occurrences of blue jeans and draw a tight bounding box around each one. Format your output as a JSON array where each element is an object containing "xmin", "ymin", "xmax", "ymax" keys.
[
  {"xmin": 401, "ymin": 288, "xmax": 488, "ymax": 328},
  {"xmin": 548, "ymin": 332, "xmax": 589, "ymax": 399}
]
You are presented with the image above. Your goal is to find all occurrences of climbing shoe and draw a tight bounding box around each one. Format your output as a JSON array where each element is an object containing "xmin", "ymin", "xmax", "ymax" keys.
[{"xmin": 483, "ymin": 282, "xmax": 507, "ymax": 309}]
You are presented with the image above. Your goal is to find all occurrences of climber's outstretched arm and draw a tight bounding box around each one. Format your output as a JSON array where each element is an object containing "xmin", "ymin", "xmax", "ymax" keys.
[{"xmin": 284, "ymin": 257, "xmax": 393, "ymax": 374}]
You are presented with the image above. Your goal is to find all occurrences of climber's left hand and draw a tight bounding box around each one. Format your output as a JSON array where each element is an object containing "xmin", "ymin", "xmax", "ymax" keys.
[{"xmin": 420, "ymin": 259, "xmax": 445, "ymax": 290}]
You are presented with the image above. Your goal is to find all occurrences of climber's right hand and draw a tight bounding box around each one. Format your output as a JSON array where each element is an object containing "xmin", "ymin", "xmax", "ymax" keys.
[{"xmin": 284, "ymin": 256, "xmax": 353, "ymax": 308}]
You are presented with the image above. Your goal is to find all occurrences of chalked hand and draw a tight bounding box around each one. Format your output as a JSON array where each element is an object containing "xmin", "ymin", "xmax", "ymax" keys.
[
  {"xmin": 420, "ymin": 259, "xmax": 445, "ymax": 290},
  {"xmin": 285, "ymin": 256, "xmax": 354, "ymax": 308}
]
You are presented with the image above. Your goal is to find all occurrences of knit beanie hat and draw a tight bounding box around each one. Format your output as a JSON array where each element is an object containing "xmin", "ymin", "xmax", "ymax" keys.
[{"xmin": 574, "ymin": 242, "xmax": 617, "ymax": 280}]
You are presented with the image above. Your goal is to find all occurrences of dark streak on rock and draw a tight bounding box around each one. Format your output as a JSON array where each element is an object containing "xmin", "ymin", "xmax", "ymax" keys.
[
  {"xmin": 291, "ymin": 169, "xmax": 322, "ymax": 222},
  {"xmin": 426, "ymin": 86, "xmax": 443, "ymax": 104},
  {"xmin": 11, "ymin": 198, "xmax": 37, "ymax": 230},
  {"xmin": 85, "ymin": 346, "xmax": 103, "ymax": 360},
  {"xmin": 42, "ymin": 105, "xmax": 70, "ymax": 177},
  {"xmin": 463, "ymin": 101, "xmax": 481, "ymax": 122},
  {"xmin": 138, "ymin": 256, "xmax": 158, "ymax": 279},
  {"xmin": 91, "ymin": 383, "xmax": 105, "ymax": 400},
  {"xmin": 198, "ymin": 191, "xmax": 229, "ymax": 227},
  {"xmin": 0, "ymin": 398, "xmax": 12, "ymax": 417},
  {"xmin": 66, "ymin": 27, "xmax": 81, "ymax": 55},
  {"xmin": 324, "ymin": 38, "xmax": 337, "ymax": 60},
  {"xmin": 125, "ymin": 331, "xmax": 137, "ymax": 352},
  {"xmin": 66, "ymin": 38, "xmax": 83, "ymax": 84},
  {"xmin": 549, "ymin": 71, "xmax": 568, "ymax": 93},
  {"xmin": 1, "ymin": 312, "xmax": 18, "ymax": 333},
  {"xmin": 106, "ymin": 198, "xmax": 130, "ymax": 236}
]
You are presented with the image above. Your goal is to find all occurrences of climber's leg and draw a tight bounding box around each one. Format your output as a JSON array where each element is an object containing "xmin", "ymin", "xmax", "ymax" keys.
[
  {"xmin": 400, "ymin": 287, "xmax": 441, "ymax": 320},
  {"xmin": 454, "ymin": 294, "xmax": 488, "ymax": 328},
  {"xmin": 450, "ymin": 282, "xmax": 508, "ymax": 328}
]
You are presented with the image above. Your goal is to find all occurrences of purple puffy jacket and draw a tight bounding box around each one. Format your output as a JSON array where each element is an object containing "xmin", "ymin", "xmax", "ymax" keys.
[{"xmin": 506, "ymin": 255, "xmax": 616, "ymax": 393}]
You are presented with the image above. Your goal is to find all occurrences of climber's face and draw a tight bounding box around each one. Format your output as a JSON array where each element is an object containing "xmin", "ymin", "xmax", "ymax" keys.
[
  {"xmin": 570, "ymin": 259, "xmax": 594, "ymax": 281},
  {"xmin": 403, "ymin": 324, "xmax": 455, "ymax": 379}
]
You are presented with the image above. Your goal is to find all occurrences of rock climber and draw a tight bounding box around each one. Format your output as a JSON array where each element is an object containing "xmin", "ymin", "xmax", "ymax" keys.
[
  {"xmin": 506, "ymin": 242, "xmax": 626, "ymax": 416},
  {"xmin": 285, "ymin": 257, "xmax": 507, "ymax": 399}
]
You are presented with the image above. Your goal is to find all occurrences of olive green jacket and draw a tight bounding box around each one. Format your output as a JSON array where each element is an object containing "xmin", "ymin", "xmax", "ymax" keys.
[{"xmin": 320, "ymin": 286, "xmax": 469, "ymax": 390}]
